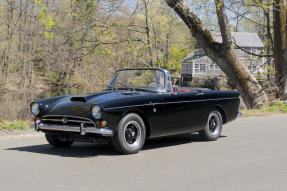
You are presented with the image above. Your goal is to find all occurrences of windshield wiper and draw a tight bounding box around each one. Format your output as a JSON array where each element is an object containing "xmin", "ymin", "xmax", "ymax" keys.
[
  {"xmin": 105, "ymin": 84, "xmax": 117, "ymax": 91},
  {"xmin": 116, "ymin": 82, "xmax": 135, "ymax": 91}
]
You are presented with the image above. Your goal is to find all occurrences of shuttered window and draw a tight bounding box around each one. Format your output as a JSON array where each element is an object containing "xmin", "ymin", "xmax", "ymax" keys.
[
  {"xmin": 209, "ymin": 62, "xmax": 220, "ymax": 70},
  {"xmin": 194, "ymin": 63, "xmax": 206, "ymax": 74}
]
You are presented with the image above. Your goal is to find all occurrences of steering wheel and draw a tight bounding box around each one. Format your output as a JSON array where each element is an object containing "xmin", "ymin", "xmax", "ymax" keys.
[{"xmin": 146, "ymin": 80, "xmax": 158, "ymax": 87}]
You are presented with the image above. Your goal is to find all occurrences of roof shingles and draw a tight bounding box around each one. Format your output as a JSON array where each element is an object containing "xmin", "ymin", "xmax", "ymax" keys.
[
  {"xmin": 182, "ymin": 32, "xmax": 264, "ymax": 62},
  {"xmin": 212, "ymin": 32, "xmax": 264, "ymax": 48}
]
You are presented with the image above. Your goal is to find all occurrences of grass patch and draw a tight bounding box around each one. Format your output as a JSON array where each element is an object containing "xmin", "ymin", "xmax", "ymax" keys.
[
  {"xmin": 241, "ymin": 101, "xmax": 287, "ymax": 117},
  {"xmin": 261, "ymin": 101, "xmax": 287, "ymax": 113},
  {"xmin": 0, "ymin": 120, "xmax": 28, "ymax": 130}
]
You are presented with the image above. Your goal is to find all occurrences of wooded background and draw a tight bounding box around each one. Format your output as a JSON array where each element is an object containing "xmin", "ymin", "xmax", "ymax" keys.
[{"xmin": 0, "ymin": 0, "xmax": 286, "ymax": 109}]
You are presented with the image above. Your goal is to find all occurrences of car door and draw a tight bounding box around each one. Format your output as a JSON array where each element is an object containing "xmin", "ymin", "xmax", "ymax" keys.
[
  {"xmin": 154, "ymin": 91, "xmax": 210, "ymax": 137},
  {"xmin": 142, "ymin": 94, "xmax": 167, "ymax": 137},
  {"xmin": 180, "ymin": 92, "xmax": 210, "ymax": 131}
]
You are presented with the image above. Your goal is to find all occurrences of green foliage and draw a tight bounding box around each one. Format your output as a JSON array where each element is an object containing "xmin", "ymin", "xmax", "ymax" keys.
[
  {"xmin": 0, "ymin": 0, "xmax": 198, "ymax": 92},
  {"xmin": 166, "ymin": 45, "xmax": 190, "ymax": 72},
  {"xmin": 0, "ymin": 121, "xmax": 28, "ymax": 130},
  {"xmin": 242, "ymin": 102, "xmax": 287, "ymax": 116},
  {"xmin": 261, "ymin": 102, "xmax": 287, "ymax": 113},
  {"xmin": 215, "ymin": 1, "xmax": 223, "ymax": 11},
  {"xmin": 35, "ymin": 0, "xmax": 55, "ymax": 39},
  {"xmin": 45, "ymin": 70, "xmax": 61, "ymax": 85},
  {"xmin": 250, "ymin": 0, "xmax": 274, "ymax": 9},
  {"xmin": 266, "ymin": 65, "xmax": 275, "ymax": 73}
]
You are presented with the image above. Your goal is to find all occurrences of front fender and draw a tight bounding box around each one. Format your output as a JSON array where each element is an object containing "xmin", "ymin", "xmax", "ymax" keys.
[{"xmin": 31, "ymin": 95, "xmax": 74, "ymax": 117}]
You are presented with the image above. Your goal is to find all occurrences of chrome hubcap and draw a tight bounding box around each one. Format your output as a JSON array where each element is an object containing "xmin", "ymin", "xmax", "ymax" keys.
[
  {"xmin": 124, "ymin": 121, "xmax": 141, "ymax": 146},
  {"xmin": 208, "ymin": 114, "xmax": 219, "ymax": 134}
]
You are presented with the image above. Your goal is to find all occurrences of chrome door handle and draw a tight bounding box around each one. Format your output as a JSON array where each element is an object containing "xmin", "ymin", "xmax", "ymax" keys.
[{"xmin": 196, "ymin": 92, "xmax": 204, "ymax": 96}]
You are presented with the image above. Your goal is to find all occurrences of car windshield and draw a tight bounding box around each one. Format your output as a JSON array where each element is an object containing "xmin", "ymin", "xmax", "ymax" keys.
[{"xmin": 108, "ymin": 69, "xmax": 165, "ymax": 92}]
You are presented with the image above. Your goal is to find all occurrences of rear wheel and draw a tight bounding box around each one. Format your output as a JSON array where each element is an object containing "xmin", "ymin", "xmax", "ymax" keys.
[
  {"xmin": 45, "ymin": 134, "xmax": 74, "ymax": 147},
  {"xmin": 199, "ymin": 110, "xmax": 222, "ymax": 141},
  {"xmin": 112, "ymin": 113, "xmax": 146, "ymax": 154}
]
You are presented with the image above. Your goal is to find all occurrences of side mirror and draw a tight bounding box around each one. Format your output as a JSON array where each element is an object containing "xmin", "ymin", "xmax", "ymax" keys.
[{"xmin": 171, "ymin": 86, "xmax": 178, "ymax": 95}]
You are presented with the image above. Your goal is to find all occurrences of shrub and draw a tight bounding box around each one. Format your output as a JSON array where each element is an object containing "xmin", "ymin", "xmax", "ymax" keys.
[
  {"xmin": 0, "ymin": 120, "xmax": 28, "ymax": 130},
  {"xmin": 261, "ymin": 101, "xmax": 287, "ymax": 113},
  {"xmin": 187, "ymin": 77, "xmax": 230, "ymax": 90}
]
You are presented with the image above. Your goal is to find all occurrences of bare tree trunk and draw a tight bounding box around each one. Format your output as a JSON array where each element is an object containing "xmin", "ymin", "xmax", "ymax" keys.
[
  {"xmin": 273, "ymin": 0, "xmax": 287, "ymax": 100},
  {"xmin": 151, "ymin": 25, "xmax": 160, "ymax": 63},
  {"xmin": 164, "ymin": 19, "xmax": 173, "ymax": 67},
  {"xmin": 18, "ymin": 0, "xmax": 25, "ymax": 87},
  {"xmin": 164, "ymin": 0, "xmax": 269, "ymax": 108},
  {"xmin": 262, "ymin": 3, "xmax": 274, "ymax": 81},
  {"xmin": 143, "ymin": 0, "xmax": 154, "ymax": 67},
  {"xmin": 284, "ymin": 2, "xmax": 287, "ymax": 99},
  {"xmin": 2, "ymin": 0, "xmax": 16, "ymax": 87}
]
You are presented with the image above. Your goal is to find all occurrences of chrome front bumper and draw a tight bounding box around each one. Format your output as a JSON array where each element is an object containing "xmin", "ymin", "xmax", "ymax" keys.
[{"xmin": 35, "ymin": 120, "xmax": 113, "ymax": 136}]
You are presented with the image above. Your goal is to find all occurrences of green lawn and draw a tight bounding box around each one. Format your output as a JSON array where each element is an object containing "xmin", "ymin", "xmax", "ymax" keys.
[
  {"xmin": 241, "ymin": 101, "xmax": 287, "ymax": 117},
  {"xmin": 0, "ymin": 120, "xmax": 29, "ymax": 130}
]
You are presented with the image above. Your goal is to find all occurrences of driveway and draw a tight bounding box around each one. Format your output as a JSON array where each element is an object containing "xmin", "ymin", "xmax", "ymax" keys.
[{"xmin": 0, "ymin": 114, "xmax": 287, "ymax": 191}]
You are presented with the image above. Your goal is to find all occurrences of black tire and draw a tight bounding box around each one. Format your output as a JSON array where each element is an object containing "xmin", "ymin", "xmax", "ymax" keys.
[
  {"xmin": 45, "ymin": 134, "xmax": 74, "ymax": 147},
  {"xmin": 199, "ymin": 110, "xmax": 223, "ymax": 141},
  {"xmin": 112, "ymin": 113, "xmax": 146, "ymax": 154}
]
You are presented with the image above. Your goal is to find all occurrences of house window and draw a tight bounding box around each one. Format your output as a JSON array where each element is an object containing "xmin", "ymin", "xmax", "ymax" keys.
[
  {"xmin": 248, "ymin": 64, "xmax": 257, "ymax": 73},
  {"xmin": 209, "ymin": 62, "xmax": 220, "ymax": 70},
  {"xmin": 181, "ymin": 63, "xmax": 193, "ymax": 74},
  {"xmin": 194, "ymin": 62, "xmax": 206, "ymax": 74},
  {"xmin": 250, "ymin": 49, "xmax": 258, "ymax": 60}
]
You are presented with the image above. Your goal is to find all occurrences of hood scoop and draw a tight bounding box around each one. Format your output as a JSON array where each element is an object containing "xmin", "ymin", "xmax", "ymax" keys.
[{"xmin": 70, "ymin": 97, "xmax": 87, "ymax": 102}]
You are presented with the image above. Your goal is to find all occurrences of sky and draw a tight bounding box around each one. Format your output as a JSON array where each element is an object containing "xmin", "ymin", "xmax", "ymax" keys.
[{"xmin": 121, "ymin": 0, "xmax": 240, "ymax": 30}]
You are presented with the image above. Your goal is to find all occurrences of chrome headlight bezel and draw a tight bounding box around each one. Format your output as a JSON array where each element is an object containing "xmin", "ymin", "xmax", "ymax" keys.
[
  {"xmin": 92, "ymin": 105, "xmax": 101, "ymax": 119},
  {"xmin": 31, "ymin": 103, "xmax": 40, "ymax": 116}
]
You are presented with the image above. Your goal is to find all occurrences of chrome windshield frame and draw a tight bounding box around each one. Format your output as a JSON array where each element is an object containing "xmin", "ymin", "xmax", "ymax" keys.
[{"xmin": 108, "ymin": 68, "xmax": 171, "ymax": 93}]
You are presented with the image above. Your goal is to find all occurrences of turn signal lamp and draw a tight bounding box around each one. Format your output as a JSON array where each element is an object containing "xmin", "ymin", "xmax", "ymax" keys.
[
  {"xmin": 98, "ymin": 121, "xmax": 107, "ymax": 128},
  {"xmin": 31, "ymin": 117, "xmax": 38, "ymax": 123}
]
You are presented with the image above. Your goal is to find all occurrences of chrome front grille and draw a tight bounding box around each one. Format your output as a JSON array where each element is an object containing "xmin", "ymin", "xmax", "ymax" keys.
[{"xmin": 40, "ymin": 115, "xmax": 95, "ymax": 127}]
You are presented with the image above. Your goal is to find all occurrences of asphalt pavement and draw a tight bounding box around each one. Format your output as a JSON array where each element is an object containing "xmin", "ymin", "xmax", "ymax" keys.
[{"xmin": 0, "ymin": 114, "xmax": 287, "ymax": 191}]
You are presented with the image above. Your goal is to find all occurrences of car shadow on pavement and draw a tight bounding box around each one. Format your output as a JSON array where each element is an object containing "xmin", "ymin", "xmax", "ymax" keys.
[
  {"xmin": 6, "ymin": 133, "xmax": 226, "ymax": 158},
  {"xmin": 6, "ymin": 142, "xmax": 116, "ymax": 158},
  {"xmin": 144, "ymin": 134, "xmax": 226, "ymax": 151}
]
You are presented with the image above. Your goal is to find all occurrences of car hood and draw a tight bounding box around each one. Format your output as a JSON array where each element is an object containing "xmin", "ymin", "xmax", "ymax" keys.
[
  {"xmin": 80, "ymin": 91, "xmax": 133, "ymax": 103},
  {"xmin": 38, "ymin": 90, "xmax": 150, "ymax": 117}
]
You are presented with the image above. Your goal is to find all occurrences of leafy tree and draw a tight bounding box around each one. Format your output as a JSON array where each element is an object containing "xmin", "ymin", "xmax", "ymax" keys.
[{"xmin": 164, "ymin": 0, "xmax": 269, "ymax": 108}]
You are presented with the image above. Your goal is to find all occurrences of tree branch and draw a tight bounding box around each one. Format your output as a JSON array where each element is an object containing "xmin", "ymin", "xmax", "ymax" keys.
[
  {"xmin": 224, "ymin": 5, "xmax": 269, "ymax": 28},
  {"xmin": 215, "ymin": 0, "xmax": 233, "ymax": 47}
]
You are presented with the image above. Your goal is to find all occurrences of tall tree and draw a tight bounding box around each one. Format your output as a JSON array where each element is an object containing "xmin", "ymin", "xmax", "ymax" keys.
[
  {"xmin": 142, "ymin": 0, "xmax": 154, "ymax": 66},
  {"xmin": 1, "ymin": 0, "xmax": 16, "ymax": 87},
  {"xmin": 285, "ymin": 2, "xmax": 287, "ymax": 99},
  {"xmin": 273, "ymin": 0, "xmax": 287, "ymax": 100},
  {"xmin": 164, "ymin": 0, "xmax": 269, "ymax": 108}
]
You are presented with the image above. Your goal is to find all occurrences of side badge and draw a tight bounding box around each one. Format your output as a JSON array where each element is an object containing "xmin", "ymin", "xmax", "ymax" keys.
[{"xmin": 153, "ymin": 108, "xmax": 156, "ymax": 112}]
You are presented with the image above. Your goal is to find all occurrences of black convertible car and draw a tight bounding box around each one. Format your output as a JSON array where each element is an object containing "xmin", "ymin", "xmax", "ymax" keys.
[{"xmin": 31, "ymin": 68, "xmax": 240, "ymax": 154}]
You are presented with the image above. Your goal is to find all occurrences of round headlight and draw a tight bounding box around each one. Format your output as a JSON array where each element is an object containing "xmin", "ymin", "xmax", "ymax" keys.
[
  {"xmin": 31, "ymin": 103, "xmax": 40, "ymax": 116},
  {"xmin": 92, "ymin": 105, "xmax": 101, "ymax": 119}
]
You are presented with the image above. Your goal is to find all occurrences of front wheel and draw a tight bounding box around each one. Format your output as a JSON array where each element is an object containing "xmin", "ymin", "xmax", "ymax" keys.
[
  {"xmin": 45, "ymin": 134, "xmax": 74, "ymax": 147},
  {"xmin": 112, "ymin": 113, "xmax": 146, "ymax": 154},
  {"xmin": 199, "ymin": 110, "xmax": 223, "ymax": 141}
]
